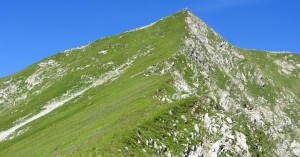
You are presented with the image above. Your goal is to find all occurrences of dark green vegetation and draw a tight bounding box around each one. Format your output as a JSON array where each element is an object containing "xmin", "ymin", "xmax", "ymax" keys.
[{"xmin": 0, "ymin": 10, "xmax": 299, "ymax": 157}]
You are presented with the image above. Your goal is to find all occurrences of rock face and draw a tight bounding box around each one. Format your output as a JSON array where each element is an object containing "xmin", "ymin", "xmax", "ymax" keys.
[{"xmin": 0, "ymin": 9, "xmax": 299, "ymax": 157}]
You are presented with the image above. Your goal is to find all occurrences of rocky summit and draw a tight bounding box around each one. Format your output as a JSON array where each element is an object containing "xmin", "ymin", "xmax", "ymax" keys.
[{"xmin": 0, "ymin": 9, "xmax": 299, "ymax": 157}]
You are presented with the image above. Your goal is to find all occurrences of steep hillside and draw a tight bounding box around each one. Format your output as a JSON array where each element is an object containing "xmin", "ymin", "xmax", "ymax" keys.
[{"xmin": 0, "ymin": 9, "xmax": 299, "ymax": 157}]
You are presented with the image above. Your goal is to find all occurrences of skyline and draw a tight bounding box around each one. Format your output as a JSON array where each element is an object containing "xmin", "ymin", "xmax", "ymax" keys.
[{"xmin": 0, "ymin": 0, "xmax": 299, "ymax": 78}]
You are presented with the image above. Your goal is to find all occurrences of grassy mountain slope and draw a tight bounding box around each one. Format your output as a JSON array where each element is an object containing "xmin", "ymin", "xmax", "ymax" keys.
[{"xmin": 0, "ymin": 9, "xmax": 299, "ymax": 157}]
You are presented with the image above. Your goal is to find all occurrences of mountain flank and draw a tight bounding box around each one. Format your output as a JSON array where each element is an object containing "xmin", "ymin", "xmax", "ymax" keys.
[{"xmin": 0, "ymin": 9, "xmax": 299, "ymax": 157}]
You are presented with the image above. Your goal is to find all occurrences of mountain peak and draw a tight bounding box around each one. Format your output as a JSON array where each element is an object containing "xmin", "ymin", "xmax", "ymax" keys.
[{"xmin": 181, "ymin": 7, "xmax": 191, "ymax": 12}]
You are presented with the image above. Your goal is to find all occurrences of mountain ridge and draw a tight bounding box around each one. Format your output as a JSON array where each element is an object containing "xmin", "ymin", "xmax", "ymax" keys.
[
  {"xmin": 0, "ymin": 9, "xmax": 298, "ymax": 79},
  {"xmin": 0, "ymin": 9, "xmax": 299, "ymax": 157}
]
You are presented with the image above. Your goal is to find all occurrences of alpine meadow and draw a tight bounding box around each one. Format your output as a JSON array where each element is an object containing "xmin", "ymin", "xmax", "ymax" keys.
[{"xmin": 0, "ymin": 9, "xmax": 300, "ymax": 157}]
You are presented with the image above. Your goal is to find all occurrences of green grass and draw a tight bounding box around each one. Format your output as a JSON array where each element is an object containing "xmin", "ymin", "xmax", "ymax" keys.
[{"xmin": 0, "ymin": 10, "xmax": 189, "ymax": 156}]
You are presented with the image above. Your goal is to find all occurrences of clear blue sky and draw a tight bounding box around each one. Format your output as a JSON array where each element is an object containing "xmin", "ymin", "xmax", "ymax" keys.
[{"xmin": 1, "ymin": 0, "xmax": 299, "ymax": 78}]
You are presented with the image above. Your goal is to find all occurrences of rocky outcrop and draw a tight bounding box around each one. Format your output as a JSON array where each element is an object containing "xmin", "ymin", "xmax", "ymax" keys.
[{"xmin": 181, "ymin": 10, "xmax": 300, "ymax": 156}]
